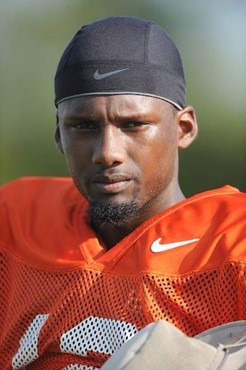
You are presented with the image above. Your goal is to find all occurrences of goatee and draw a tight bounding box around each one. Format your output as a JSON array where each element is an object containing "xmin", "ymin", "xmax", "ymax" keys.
[{"xmin": 89, "ymin": 201, "xmax": 138, "ymax": 227}]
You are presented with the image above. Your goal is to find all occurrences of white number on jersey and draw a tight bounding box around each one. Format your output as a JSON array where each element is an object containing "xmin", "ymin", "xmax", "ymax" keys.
[{"xmin": 12, "ymin": 315, "xmax": 137, "ymax": 369}]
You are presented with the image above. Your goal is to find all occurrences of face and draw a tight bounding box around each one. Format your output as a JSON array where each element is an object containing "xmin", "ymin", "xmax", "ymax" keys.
[{"xmin": 56, "ymin": 95, "xmax": 197, "ymax": 223}]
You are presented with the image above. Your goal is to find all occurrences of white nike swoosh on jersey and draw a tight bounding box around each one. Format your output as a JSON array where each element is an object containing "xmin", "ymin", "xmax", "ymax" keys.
[
  {"xmin": 151, "ymin": 238, "xmax": 199, "ymax": 253},
  {"xmin": 93, "ymin": 68, "xmax": 129, "ymax": 80}
]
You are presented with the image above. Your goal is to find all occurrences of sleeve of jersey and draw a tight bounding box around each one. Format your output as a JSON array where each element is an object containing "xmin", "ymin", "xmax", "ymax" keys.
[
  {"xmin": 0, "ymin": 177, "xmax": 43, "ymax": 257},
  {"xmin": 0, "ymin": 179, "xmax": 17, "ymax": 251},
  {"xmin": 0, "ymin": 177, "xmax": 86, "ymax": 267}
]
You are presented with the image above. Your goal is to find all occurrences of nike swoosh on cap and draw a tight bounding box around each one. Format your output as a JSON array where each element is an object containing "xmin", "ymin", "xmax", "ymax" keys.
[
  {"xmin": 151, "ymin": 238, "xmax": 199, "ymax": 253},
  {"xmin": 93, "ymin": 68, "xmax": 129, "ymax": 80}
]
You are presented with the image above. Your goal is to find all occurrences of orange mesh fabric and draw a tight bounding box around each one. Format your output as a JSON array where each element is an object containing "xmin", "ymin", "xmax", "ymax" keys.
[
  {"xmin": 0, "ymin": 253, "xmax": 245, "ymax": 369},
  {"xmin": 0, "ymin": 178, "xmax": 245, "ymax": 369}
]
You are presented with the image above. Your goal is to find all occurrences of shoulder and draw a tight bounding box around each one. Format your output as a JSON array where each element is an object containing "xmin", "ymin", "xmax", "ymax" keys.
[
  {"xmin": 0, "ymin": 176, "xmax": 86, "ymax": 212},
  {"xmin": 0, "ymin": 176, "xmax": 76, "ymax": 201},
  {"xmin": 149, "ymin": 185, "xmax": 245, "ymax": 230},
  {"xmin": 188, "ymin": 185, "xmax": 245, "ymax": 205},
  {"xmin": 187, "ymin": 185, "xmax": 246, "ymax": 222},
  {"xmin": 169, "ymin": 185, "xmax": 245, "ymax": 220},
  {"xmin": 128, "ymin": 185, "xmax": 245, "ymax": 275},
  {"xmin": 0, "ymin": 176, "xmax": 87, "ymax": 218},
  {"xmin": 0, "ymin": 177, "xmax": 88, "ymax": 259},
  {"xmin": 169, "ymin": 185, "xmax": 246, "ymax": 241}
]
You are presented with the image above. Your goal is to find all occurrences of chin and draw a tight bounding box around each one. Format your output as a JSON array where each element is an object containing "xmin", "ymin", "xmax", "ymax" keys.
[{"xmin": 89, "ymin": 199, "xmax": 139, "ymax": 227}]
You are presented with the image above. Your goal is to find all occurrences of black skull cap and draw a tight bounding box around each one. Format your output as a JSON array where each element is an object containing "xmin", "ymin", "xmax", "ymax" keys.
[{"xmin": 55, "ymin": 16, "xmax": 186, "ymax": 109}]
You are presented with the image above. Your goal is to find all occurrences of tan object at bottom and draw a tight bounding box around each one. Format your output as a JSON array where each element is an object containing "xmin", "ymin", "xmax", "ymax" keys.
[{"xmin": 102, "ymin": 320, "xmax": 246, "ymax": 370}]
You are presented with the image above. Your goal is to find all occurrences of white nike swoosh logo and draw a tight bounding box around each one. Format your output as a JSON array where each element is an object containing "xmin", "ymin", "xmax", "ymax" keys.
[
  {"xmin": 151, "ymin": 238, "xmax": 199, "ymax": 253},
  {"xmin": 93, "ymin": 68, "xmax": 128, "ymax": 80}
]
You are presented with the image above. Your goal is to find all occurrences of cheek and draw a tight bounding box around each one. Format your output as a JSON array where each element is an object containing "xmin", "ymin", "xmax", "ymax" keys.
[
  {"xmin": 59, "ymin": 142, "xmax": 89, "ymax": 192},
  {"xmin": 61, "ymin": 134, "xmax": 90, "ymax": 170},
  {"xmin": 138, "ymin": 131, "xmax": 178, "ymax": 189},
  {"xmin": 141, "ymin": 129, "xmax": 177, "ymax": 170},
  {"xmin": 61, "ymin": 139, "xmax": 91, "ymax": 196}
]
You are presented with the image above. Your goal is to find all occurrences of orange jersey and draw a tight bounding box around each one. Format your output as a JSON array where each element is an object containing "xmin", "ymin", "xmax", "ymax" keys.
[{"xmin": 0, "ymin": 177, "xmax": 245, "ymax": 369}]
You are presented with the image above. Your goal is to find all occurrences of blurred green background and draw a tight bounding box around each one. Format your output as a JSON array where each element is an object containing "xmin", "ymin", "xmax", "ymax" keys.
[{"xmin": 0, "ymin": 0, "xmax": 245, "ymax": 196}]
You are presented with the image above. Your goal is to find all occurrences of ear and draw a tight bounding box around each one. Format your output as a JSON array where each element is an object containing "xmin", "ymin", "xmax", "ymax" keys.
[
  {"xmin": 54, "ymin": 112, "xmax": 64, "ymax": 154},
  {"xmin": 176, "ymin": 106, "xmax": 198, "ymax": 149}
]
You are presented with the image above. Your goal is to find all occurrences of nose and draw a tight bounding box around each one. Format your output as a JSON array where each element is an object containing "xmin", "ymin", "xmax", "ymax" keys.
[{"xmin": 92, "ymin": 125, "xmax": 126, "ymax": 167}]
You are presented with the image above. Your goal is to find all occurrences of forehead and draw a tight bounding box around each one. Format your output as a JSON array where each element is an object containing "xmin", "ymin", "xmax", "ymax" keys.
[{"xmin": 58, "ymin": 94, "xmax": 174, "ymax": 119}]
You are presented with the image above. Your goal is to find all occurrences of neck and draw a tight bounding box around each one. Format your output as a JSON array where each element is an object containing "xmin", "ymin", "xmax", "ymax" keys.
[{"xmin": 91, "ymin": 183, "xmax": 185, "ymax": 249}]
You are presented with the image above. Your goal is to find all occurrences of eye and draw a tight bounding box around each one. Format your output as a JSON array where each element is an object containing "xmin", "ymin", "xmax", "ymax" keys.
[
  {"xmin": 71, "ymin": 121, "xmax": 98, "ymax": 130},
  {"xmin": 121, "ymin": 121, "xmax": 148, "ymax": 130}
]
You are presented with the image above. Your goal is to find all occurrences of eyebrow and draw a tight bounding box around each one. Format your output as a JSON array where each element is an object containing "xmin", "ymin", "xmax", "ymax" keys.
[
  {"xmin": 62, "ymin": 113, "xmax": 156, "ymax": 123},
  {"xmin": 63, "ymin": 116, "xmax": 99, "ymax": 122}
]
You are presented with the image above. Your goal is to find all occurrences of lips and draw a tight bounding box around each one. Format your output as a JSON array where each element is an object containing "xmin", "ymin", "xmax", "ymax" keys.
[{"xmin": 91, "ymin": 173, "xmax": 133, "ymax": 194}]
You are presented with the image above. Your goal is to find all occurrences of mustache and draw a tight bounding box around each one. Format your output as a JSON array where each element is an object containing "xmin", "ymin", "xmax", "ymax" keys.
[
  {"xmin": 87, "ymin": 169, "xmax": 136, "ymax": 184},
  {"xmin": 92, "ymin": 173, "xmax": 133, "ymax": 184}
]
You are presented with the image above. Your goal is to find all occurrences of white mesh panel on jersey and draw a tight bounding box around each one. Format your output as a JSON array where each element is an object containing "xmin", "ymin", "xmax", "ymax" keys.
[
  {"xmin": 12, "ymin": 314, "xmax": 49, "ymax": 369},
  {"xmin": 60, "ymin": 316, "xmax": 137, "ymax": 356},
  {"xmin": 63, "ymin": 365, "xmax": 99, "ymax": 370}
]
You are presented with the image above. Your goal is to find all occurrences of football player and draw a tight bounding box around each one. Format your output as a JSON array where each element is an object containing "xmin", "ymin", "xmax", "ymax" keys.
[{"xmin": 0, "ymin": 16, "xmax": 245, "ymax": 369}]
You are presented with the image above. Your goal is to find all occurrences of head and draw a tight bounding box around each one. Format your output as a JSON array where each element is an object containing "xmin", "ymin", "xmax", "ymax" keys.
[{"xmin": 54, "ymin": 17, "xmax": 197, "ymax": 227}]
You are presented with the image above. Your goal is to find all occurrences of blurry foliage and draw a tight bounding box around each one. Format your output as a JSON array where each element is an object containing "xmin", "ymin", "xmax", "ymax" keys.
[{"xmin": 0, "ymin": 0, "xmax": 245, "ymax": 195}]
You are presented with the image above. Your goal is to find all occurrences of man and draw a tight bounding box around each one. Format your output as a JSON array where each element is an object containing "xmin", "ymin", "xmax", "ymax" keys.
[{"xmin": 0, "ymin": 16, "xmax": 245, "ymax": 369}]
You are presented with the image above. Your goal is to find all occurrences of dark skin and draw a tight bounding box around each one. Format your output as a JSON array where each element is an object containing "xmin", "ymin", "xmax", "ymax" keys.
[{"xmin": 56, "ymin": 95, "xmax": 198, "ymax": 248}]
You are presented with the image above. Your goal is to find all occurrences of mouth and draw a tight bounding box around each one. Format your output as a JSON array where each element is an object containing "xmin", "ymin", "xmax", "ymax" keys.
[{"xmin": 91, "ymin": 174, "xmax": 133, "ymax": 194}]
